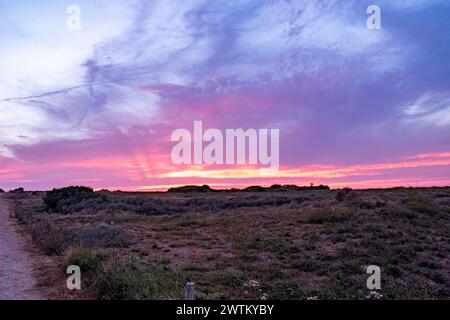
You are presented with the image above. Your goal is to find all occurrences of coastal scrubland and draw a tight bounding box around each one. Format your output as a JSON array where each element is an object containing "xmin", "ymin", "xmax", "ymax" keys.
[{"xmin": 5, "ymin": 185, "xmax": 450, "ymax": 300}]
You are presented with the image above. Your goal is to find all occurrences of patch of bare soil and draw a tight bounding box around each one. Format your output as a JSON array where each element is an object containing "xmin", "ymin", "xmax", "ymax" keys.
[{"xmin": 0, "ymin": 196, "xmax": 47, "ymax": 300}]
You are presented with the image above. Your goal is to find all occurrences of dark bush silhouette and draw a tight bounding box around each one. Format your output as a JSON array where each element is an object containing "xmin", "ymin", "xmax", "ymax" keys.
[
  {"xmin": 166, "ymin": 184, "xmax": 329, "ymax": 193},
  {"xmin": 245, "ymin": 184, "xmax": 330, "ymax": 192},
  {"xmin": 43, "ymin": 186, "xmax": 105, "ymax": 214},
  {"xmin": 37, "ymin": 184, "xmax": 332, "ymax": 216},
  {"xmin": 0, "ymin": 188, "xmax": 5, "ymax": 193},
  {"xmin": 269, "ymin": 184, "xmax": 285, "ymax": 191},
  {"xmin": 243, "ymin": 186, "xmax": 266, "ymax": 192},
  {"xmin": 168, "ymin": 185, "xmax": 213, "ymax": 193},
  {"xmin": 336, "ymin": 187, "xmax": 353, "ymax": 201},
  {"xmin": 10, "ymin": 187, "xmax": 24, "ymax": 193}
]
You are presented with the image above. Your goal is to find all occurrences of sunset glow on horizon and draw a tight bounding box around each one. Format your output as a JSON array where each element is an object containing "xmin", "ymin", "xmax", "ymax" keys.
[{"xmin": 1, "ymin": 0, "xmax": 449, "ymax": 191}]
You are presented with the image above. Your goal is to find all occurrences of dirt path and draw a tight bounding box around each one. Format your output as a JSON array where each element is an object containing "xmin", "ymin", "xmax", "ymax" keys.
[{"xmin": 0, "ymin": 195, "xmax": 43, "ymax": 300}]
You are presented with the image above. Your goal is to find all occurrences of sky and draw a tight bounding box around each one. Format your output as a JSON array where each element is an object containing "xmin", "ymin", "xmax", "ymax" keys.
[{"xmin": 0, "ymin": 0, "xmax": 449, "ymax": 191}]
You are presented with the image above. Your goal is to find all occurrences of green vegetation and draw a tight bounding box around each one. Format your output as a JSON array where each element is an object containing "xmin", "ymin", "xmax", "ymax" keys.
[
  {"xmin": 63, "ymin": 247, "xmax": 183, "ymax": 300},
  {"xmin": 43, "ymin": 186, "xmax": 105, "ymax": 214},
  {"xmin": 30, "ymin": 222, "xmax": 131, "ymax": 255},
  {"xmin": 7, "ymin": 186, "xmax": 450, "ymax": 300}
]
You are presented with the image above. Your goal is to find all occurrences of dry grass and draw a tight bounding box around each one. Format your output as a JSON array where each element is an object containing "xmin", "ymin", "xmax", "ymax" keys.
[{"xmin": 6, "ymin": 187, "xmax": 450, "ymax": 300}]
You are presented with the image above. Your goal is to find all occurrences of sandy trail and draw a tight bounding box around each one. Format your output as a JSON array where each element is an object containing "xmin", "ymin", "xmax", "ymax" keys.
[{"xmin": 0, "ymin": 196, "xmax": 43, "ymax": 300}]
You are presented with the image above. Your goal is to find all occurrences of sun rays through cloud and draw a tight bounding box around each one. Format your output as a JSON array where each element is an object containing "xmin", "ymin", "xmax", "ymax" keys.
[{"xmin": 0, "ymin": 0, "xmax": 449, "ymax": 190}]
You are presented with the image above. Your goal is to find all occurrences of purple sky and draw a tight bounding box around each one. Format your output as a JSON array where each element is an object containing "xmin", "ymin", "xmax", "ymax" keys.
[{"xmin": 1, "ymin": 0, "xmax": 449, "ymax": 191}]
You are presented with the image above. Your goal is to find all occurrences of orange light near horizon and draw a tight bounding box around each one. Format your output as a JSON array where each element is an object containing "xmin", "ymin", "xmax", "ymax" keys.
[
  {"xmin": 3, "ymin": 150, "xmax": 450, "ymax": 191},
  {"xmin": 158, "ymin": 155, "xmax": 450, "ymax": 180}
]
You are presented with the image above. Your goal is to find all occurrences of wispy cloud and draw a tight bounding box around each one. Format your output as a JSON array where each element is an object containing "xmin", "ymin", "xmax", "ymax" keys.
[{"xmin": 0, "ymin": 0, "xmax": 449, "ymax": 190}]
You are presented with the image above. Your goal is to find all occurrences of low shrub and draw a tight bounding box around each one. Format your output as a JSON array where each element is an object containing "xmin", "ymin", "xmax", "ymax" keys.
[
  {"xmin": 63, "ymin": 247, "xmax": 106, "ymax": 274},
  {"xmin": 305, "ymin": 207, "xmax": 354, "ymax": 224},
  {"xmin": 43, "ymin": 186, "xmax": 105, "ymax": 214},
  {"xmin": 168, "ymin": 185, "xmax": 213, "ymax": 193},
  {"xmin": 336, "ymin": 188, "xmax": 352, "ymax": 201},
  {"xmin": 407, "ymin": 197, "xmax": 442, "ymax": 215},
  {"xmin": 31, "ymin": 221, "xmax": 68, "ymax": 255},
  {"xmin": 94, "ymin": 261, "xmax": 183, "ymax": 300},
  {"xmin": 68, "ymin": 225, "xmax": 132, "ymax": 248},
  {"xmin": 243, "ymin": 186, "xmax": 267, "ymax": 192},
  {"xmin": 291, "ymin": 258, "xmax": 320, "ymax": 272},
  {"xmin": 31, "ymin": 222, "xmax": 131, "ymax": 255},
  {"xmin": 15, "ymin": 208, "xmax": 32, "ymax": 223},
  {"xmin": 63, "ymin": 248, "xmax": 183, "ymax": 300},
  {"xmin": 102, "ymin": 195, "xmax": 295, "ymax": 216}
]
